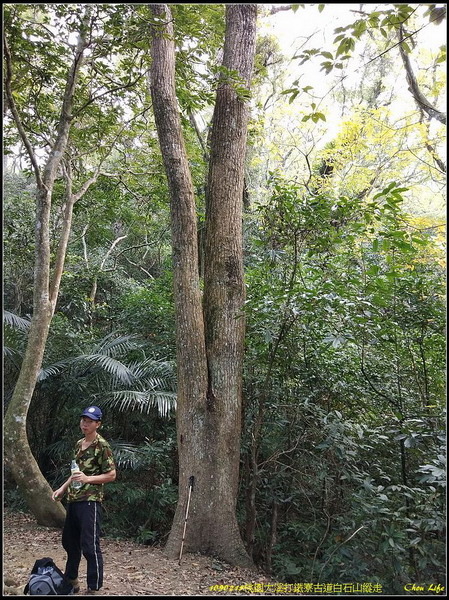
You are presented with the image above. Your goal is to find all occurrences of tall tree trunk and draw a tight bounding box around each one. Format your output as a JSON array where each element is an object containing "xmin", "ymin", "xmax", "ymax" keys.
[
  {"xmin": 3, "ymin": 12, "xmax": 90, "ymax": 526},
  {"xmin": 150, "ymin": 3, "xmax": 257, "ymax": 566}
]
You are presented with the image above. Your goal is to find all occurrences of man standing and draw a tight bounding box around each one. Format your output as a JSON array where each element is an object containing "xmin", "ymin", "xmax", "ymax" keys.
[{"xmin": 52, "ymin": 406, "xmax": 116, "ymax": 594}]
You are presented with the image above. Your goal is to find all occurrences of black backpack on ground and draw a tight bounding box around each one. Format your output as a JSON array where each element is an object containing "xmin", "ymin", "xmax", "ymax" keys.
[{"xmin": 24, "ymin": 557, "xmax": 73, "ymax": 595}]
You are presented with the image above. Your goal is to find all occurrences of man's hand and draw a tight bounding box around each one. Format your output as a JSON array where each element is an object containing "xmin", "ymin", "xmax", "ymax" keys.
[
  {"xmin": 52, "ymin": 488, "xmax": 63, "ymax": 501},
  {"xmin": 71, "ymin": 470, "xmax": 86, "ymax": 484}
]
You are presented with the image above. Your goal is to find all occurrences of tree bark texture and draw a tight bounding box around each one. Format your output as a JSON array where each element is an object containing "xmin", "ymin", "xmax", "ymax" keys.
[{"xmin": 150, "ymin": 4, "xmax": 257, "ymax": 566}]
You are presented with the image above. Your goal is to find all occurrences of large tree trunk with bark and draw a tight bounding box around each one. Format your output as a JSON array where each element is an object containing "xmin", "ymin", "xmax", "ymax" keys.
[{"xmin": 150, "ymin": 3, "xmax": 257, "ymax": 566}]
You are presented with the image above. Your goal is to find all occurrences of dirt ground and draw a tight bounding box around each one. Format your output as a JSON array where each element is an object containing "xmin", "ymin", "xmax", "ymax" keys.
[{"xmin": 2, "ymin": 510, "xmax": 275, "ymax": 596}]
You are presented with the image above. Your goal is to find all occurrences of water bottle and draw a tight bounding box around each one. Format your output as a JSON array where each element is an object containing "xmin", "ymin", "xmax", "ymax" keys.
[{"xmin": 71, "ymin": 459, "xmax": 82, "ymax": 489}]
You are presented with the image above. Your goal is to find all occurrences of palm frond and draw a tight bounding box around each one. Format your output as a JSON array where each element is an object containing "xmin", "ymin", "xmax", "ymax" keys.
[
  {"xmin": 3, "ymin": 310, "xmax": 31, "ymax": 331},
  {"xmin": 103, "ymin": 390, "xmax": 177, "ymax": 418},
  {"xmin": 127, "ymin": 359, "xmax": 176, "ymax": 390},
  {"xmin": 43, "ymin": 438, "xmax": 75, "ymax": 461},
  {"xmin": 37, "ymin": 357, "xmax": 78, "ymax": 382},
  {"xmin": 109, "ymin": 440, "xmax": 145, "ymax": 469},
  {"xmin": 73, "ymin": 354, "xmax": 136, "ymax": 386},
  {"xmin": 3, "ymin": 346, "xmax": 23, "ymax": 360},
  {"xmin": 91, "ymin": 333, "xmax": 143, "ymax": 358},
  {"xmin": 129, "ymin": 358, "xmax": 175, "ymax": 377}
]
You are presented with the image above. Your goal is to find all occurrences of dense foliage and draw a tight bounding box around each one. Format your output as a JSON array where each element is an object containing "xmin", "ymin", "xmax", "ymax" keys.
[
  {"xmin": 240, "ymin": 176, "xmax": 445, "ymax": 590},
  {"xmin": 3, "ymin": 2, "xmax": 446, "ymax": 594}
]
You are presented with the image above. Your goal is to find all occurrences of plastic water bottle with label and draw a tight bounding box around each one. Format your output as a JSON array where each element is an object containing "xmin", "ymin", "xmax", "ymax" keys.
[{"xmin": 71, "ymin": 459, "xmax": 82, "ymax": 489}]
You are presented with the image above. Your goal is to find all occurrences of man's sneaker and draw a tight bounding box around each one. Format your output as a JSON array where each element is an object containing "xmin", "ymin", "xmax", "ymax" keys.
[
  {"xmin": 68, "ymin": 579, "xmax": 80, "ymax": 593},
  {"xmin": 86, "ymin": 589, "xmax": 100, "ymax": 595}
]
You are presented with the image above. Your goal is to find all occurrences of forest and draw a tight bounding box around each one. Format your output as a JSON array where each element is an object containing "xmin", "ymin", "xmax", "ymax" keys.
[{"xmin": 3, "ymin": 3, "xmax": 446, "ymax": 595}]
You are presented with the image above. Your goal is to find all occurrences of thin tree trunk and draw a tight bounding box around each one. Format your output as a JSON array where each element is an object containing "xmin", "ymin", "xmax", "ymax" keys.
[
  {"xmin": 266, "ymin": 500, "xmax": 279, "ymax": 574},
  {"xmin": 3, "ymin": 12, "xmax": 91, "ymax": 526}
]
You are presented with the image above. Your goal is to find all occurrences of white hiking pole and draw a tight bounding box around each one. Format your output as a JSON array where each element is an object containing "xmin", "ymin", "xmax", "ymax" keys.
[{"xmin": 178, "ymin": 475, "xmax": 195, "ymax": 565}]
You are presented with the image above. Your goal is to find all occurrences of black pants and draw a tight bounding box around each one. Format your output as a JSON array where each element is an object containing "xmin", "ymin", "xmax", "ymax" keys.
[{"xmin": 62, "ymin": 501, "xmax": 103, "ymax": 591}]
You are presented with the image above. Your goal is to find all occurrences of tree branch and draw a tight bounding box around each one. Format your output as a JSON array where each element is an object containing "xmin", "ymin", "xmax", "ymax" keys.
[
  {"xmin": 398, "ymin": 24, "xmax": 446, "ymax": 125},
  {"xmin": 270, "ymin": 5, "xmax": 293, "ymax": 16},
  {"xmin": 188, "ymin": 109, "xmax": 209, "ymax": 161},
  {"xmin": 72, "ymin": 69, "xmax": 148, "ymax": 119},
  {"xmin": 99, "ymin": 236, "xmax": 128, "ymax": 271},
  {"xmin": 3, "ymin": 35, "xmax": 44, "ymax": 189}
]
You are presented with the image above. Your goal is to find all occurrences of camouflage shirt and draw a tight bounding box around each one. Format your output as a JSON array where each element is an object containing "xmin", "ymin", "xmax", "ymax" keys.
[{"xmin": 67, "ymin": 433, "xmax": 115, "ymax": 503}]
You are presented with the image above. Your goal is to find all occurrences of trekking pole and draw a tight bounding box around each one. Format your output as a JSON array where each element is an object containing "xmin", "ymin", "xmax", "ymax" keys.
[{"xmin": 178, "ymin": 475, "xmax": 195, "ymax": 565}]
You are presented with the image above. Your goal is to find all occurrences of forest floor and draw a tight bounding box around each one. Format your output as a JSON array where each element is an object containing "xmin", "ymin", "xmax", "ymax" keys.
[{"xmin": 3, "ymin": 510, "xmax": 278, "ymax": 596}]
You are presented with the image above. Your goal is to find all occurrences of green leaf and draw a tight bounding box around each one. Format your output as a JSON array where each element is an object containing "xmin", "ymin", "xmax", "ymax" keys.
[
  {"xmin": 367, "ymin": 265, "xmax": 380, "ymax": 276},
  {"xmin": 311, "ymin": 112, "xmax": 326, "ymax": 123},
  {"xmin": 400, "ymin": 41, "xmax": 412, "ymax": 54}
]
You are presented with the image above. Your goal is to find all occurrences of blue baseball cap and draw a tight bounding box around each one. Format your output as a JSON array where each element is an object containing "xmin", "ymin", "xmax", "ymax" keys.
[{"xmin": 80, "ymin": 406, "xmax": 103, "ymax": 421}]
